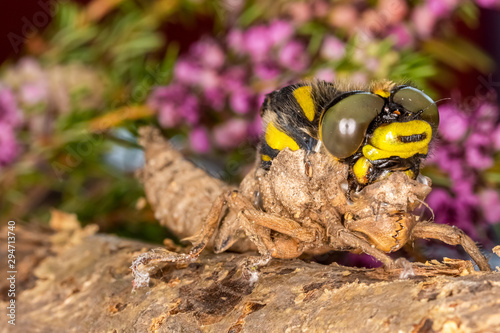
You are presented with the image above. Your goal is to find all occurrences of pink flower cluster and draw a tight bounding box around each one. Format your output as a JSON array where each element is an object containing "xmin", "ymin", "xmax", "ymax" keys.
[
  {"xmin": 147, "ymin": 20, "xmax": 310, "ymax": 153},
  {"xmin": 426, "ymin": 97, "xmax": 500, "ymax": 239},
  {"xmin": 0, "ymin": 87, "xmax": 23, "ymax": 167}
]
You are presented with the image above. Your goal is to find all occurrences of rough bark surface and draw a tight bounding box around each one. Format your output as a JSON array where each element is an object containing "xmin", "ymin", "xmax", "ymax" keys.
[
  {"xmin": 136, "ymin": 127, "xmax": 231, "ymax": 240},
  {"xmin": 3, "ymin": 127, "xmax": 500, "ymax": 333},
  {"xmin": 1, "ymin": 219, "xmax": 500, "ymax": 333}
]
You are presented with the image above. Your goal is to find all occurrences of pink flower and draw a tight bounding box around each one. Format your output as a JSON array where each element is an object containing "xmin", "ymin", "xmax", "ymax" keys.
[
  {"xmin": 20, "ymin": 82, "xmax": 48, "ymax": 107},
  {"xmin": 158, "ymin": 104, "xmax": 182, "ymax": 128},
  {"xmin": 315, "ymin": 68, "xmax": 335, "ymax": 82},
  {"xmin": 412, "ymin": 5, "xmax": 437, "ymax": 38},
  {"xmin": 227, "ymin": 29, "xmax": 244, "ymax": 53},
  {"xmin": 148, "ymin": 85, "xmax": 200, "ymax": 127},
  {"xmin": 365, "ymin": 58, "xmax": 380, "ymax": 72},
  {"xmin": 492, "ymin": 125, "xmax": 500, "ymax": 151},
  {"xmin": 191, "ymin": 39, "xmax": 226, "ymax": 69},
  {"xmin": 429, "ymin": 145, "xmax": 465, "ymax": 181},
  {"xmin": 387, "ymin": 24, "xmax": 414, "ymax": 49},
  {"xmin": 287, "ymin": 1, "xmax": 313, "ymax": 24},
  {"xmin": 213, "ymin": 119, "xmax": 249, "ymax": 149},
  {"xmin": 350, "ymin": 72, "xmax": 368, "ymax": 85},
  {"xmin": 222, "ymin": 67, "xmax": 246, "ymax": 93},
  {"xmin": 181, "ymin": 94, "xmax": 200, "ymax": 125},
  {"xmin": 229, "ymin": 88, "xmax": 254, "ymax": 114},
  {"xmin": 204, "ymin": 88, "xmax": 226, "ymax": 110},
  {"xmin": 174, "ymin": 59, "xmax": 201, "ymax": 85},
  {"xmin": 244, "ymin": 26, "xmax": 273, "ymax": 62},
  {"xmin": 0, "ymin": 123, "xmax": 20, "ymax": 166},
  {"xmin": 248, "ymin": 114, "xmax": 263, "ymax": 138},
  {"xmin": 427, "ymin": 188, "xmax": 479, "ymax": 239},
  {"xmin": 189, "ymin": 126, "xmax": 211, "ymax": 153},
  {"xmin": 198, "ymin": 69, "xmax": 220, "ymax": 89},
  {"xmin": 278, "ymin": 41, "xmax": 309, "ymax": 72},
  {"xmin": 328, "ymin": 4, "xmax": 358, "ymax": 30},
  {"xmin": 0, "ymin": 87, "xmax": 23, "ymax": 128},
  {"xmin": 268, "ymin": 20, "xmax": 293, "ymax": 45},
  {"xmin": 479, "ymin": 190, "xmax": 500, "ymax": 224},
  {"xmin": 320, "ymin": 36, "xmax": 345, "ymax": 61},
  {"xmin": 465, "ymin": 133, "xmax": 493, "ymax": 170},
  {"xmin": 377, "ymin": 0, "xmax": 408, "ymax": 25},
  {"xmin": 438, "ymin": 104, "xmax": 468, "ymax": 142},
  {"xmin": 476, "ymin": 0, "xmax": 500, "ymax": 8},
  {"xmin": 427, "ymin": 0, "xmax": 459, "ymax": 18},
  {"xmin": 255, "ymin": 62, "xmax": 280, "ymax": 80},
  {"xmin": 474, "ymin": 103, "xmax": 499, "ymax": 133}
]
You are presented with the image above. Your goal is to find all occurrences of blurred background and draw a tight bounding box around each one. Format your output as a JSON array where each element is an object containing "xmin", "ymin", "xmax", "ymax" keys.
[{"xmin": 1, "ymin": 0, "xmax": 500, "ymax": 264}]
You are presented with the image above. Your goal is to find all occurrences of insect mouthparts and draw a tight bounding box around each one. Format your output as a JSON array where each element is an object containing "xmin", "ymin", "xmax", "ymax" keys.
[{"xmin": 398, "ymin": 133, "xmax": 427, "ymax": 143}]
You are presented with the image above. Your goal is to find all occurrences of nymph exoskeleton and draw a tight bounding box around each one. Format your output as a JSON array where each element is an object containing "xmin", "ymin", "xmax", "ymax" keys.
[{"xmin": 132, "ymin": 80, "xmax": 490, "ymax": 286}]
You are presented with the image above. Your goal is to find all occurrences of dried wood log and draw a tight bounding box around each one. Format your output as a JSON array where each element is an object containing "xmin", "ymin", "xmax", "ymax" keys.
[
  {"xmin": 136, "ymin": 127, "xmax": 231, "ymax": 240},
  {"xmin": 1, "ymin": 217, "xmax": 500, "ymax": 333}
]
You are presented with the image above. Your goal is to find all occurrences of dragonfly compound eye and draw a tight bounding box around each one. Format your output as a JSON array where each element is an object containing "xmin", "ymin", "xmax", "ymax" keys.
[
  {"xmin": 392, "ymin": 86, "xmax": 439, "ymax": 136},
  {"xmin": 320, "ymin": 92, "xmax": 385, "ymax": 159}
]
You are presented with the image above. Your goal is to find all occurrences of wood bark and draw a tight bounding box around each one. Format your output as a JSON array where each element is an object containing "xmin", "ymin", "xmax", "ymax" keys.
[{"xmin": 1, "ymin": 219, "xmax": 500, "ymax": 333}]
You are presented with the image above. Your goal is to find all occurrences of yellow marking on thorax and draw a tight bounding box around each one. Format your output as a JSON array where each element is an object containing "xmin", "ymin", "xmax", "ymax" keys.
[
  {"xmin": 374, "ymin": 89, "xmax": 390, "ymax": 98},
  {"xmin": 362, "ymin": 120, "xmax": 432, "ymax": 160},
  {"xmin": 265, "ymin": 122, "xmax": 300, "ymax": 151},
  {"xmin": 405, "ymin": 169, "xmax": 415, "ymax": 179},
  {"xmin": 262, "ymin": 154, "xmax": 272, "ymax": 161},
  {"xmin": 293, "ymin": 86, "xmax": 315, "ymax": 121},
  {"xmin": 353, "ymin": 157, "xmax": 371, "ymax": 184},
  {"xmin": 371, "ymin": 80, "xmax": 395, "ymax": 98}
]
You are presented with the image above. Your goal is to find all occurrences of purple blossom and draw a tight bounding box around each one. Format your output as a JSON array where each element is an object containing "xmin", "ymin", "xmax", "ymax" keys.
[
  {"xmin": 248, "ymin": 113, "xmax": 263, "ymax": 138},
  {"xmin": 147, "ymin": 85, "xmax": 200, "ymax": 128},
  {"xmin": 243, "ymin": 26, "xmax": 273, "ymax": 62},
  {"xmin": 189, "ymin": 127, "xmax": 211, "ymax": 153},
  {"xmin": 0, "ymin": 87, "xmax": 23, "ymax": 128},
  {"xmin": 213, "ymin": 119, "xmax": 249, "ymax": 149},
  {"xmin": 204, "ymin": 88, "xmax": 226, "ymax": 110},
  {"xmin": 227, "ymin": 29, "xmax": 244, "ymax": 54},
  {"xmin": 191, "ymin": 39, "xmax": 226, "ymax": 69},
  {"xmin": 255, "ymin": 62, "xmax": 280, "ymax": 80},
  {"xmin": 174, "ymin": 59, "xmax": 201, "ymax": 85},
  {"xmin": 364, "ymin": 58, "xmax": 380, "ymax": 72},
  {"xmin": 19, "ymin": 82, "xmax": 48, "ymax": 107},
  {"xmin": 320, "ymin": 36, "xmax": 346, "ymax": 61},
  {"xmin": 479, "ymin": 190, "xmax": 500, "ymax": 224},
  {"xmin": 287, "ymin": 1, "xmax": 313, "ymax": 24},
  {"xmin": 0, "ymin": 123, "xmax": 20, "ymax": 166},
  {"xmin": 268, "ymin": 20, "xmax": 294, "ymax": 45},
  {"xmin": 474, "ymin": 103, "xmax": 498, "ymax": 133},
  {"xmin": 437, "ymin": 104, "xmax": 468, "ymax": 142},
  {"xmin": 221, "ymin": 67, "xmax": 246, "ymax": 93},
  {"xmin": 229, "ymin": 88, "xmax": 254, "ymax": 114},
  {"xmin": 412, "ymin": 5, "xmax": 438, "ymax": 38},
  {"xmin": 387, "ymin": 24, "xmax": 414, "ymax": 49},
  {"xmin": 426, "ymin": 188, "xmax": 479, "ymax": 240},
  {"xmin": 314, "ymin": 68, "xmax": 335, "ymax": 82},
  {"xmin": 492, "ymin": 125, "xmax": 500, "ymax": 150},
  {"xmin": 350, "ymin": 72, "xmax": 368, "ymax": 85},
  {"xmin": 157, "ymin": 104, "xmax": 182, "ymax": 128},
  {"xmin": 465, "ymin": 133, "xmax": 493, "ymax": 170},
  {"xmin": 430, "ymin": 143, "xmax": 469, "ymax": 182},
  {"xmin": 427, "ymin": 97, "xmax": 500, "ymax": 241},
  {"xmin": 278, "ymin": 41, "xmax": 309, "ymax": 72},
  {"xmin": 475, "ymin": 0, "xmax": 500, "ymax": 8},
  {"xmin": 426, "ymin": 0, "xmax": 460, "ymax": 18},
  {"xmin": 182, "ymin": 94, "xmax": 200, "ymax": 125},
  {"xmin": 198, "ymin": 69, "xmax": 220, "ymax": 89}
]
